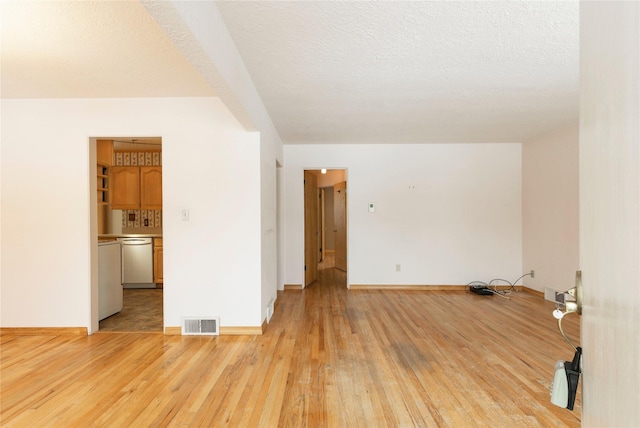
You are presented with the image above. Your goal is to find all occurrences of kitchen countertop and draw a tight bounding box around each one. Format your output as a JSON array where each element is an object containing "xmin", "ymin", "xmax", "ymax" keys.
[
  {"xmin": 98, "ymin": 239, "xmax": 122, "ymax": 245},
  {"xmin": 99, "ymin": 234, "xmax": 163, "ymax": 239}
]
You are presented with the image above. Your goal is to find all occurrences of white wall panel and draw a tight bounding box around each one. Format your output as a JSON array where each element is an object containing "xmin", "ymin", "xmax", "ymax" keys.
[
  {"xmin": 0, "ymin": 97, "xmax": 262, "ymax": 331},
  {"xmin": 283, "ymin": 144, "xmax": 522, "ymax": 287},
  {"xmin": 522, "ymin": 125, "xmax": 579, "ymax": 293}
]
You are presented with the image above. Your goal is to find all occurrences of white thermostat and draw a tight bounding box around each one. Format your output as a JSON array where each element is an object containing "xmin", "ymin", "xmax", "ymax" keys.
[{"xmin": 368, "ymin": 203, "xmax": 375, "ymax": 213}]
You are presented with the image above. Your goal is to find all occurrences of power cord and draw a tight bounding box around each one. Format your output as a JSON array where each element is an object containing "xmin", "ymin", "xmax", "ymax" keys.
[{"xmin": 467, "ymin": 271, "xmax": 534, "ymax": 299}]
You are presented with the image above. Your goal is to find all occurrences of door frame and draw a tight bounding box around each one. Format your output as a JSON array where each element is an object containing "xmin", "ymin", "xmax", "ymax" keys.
[
  {"xmin": 303, "ymin": 170, "xmax": 319, "ymax": 287},
  {"xmin": 90, "ymin": 137, "xmax": 164, "ymax": 332},
  {"xmin": 302, "ymin": 168, "xmax": 349, "ymax": 289}
]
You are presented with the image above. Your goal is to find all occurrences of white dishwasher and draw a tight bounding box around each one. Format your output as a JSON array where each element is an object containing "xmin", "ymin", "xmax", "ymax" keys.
[{"xmin": 119, "ymin": 237, "xmax": 155, "ymax": 288}]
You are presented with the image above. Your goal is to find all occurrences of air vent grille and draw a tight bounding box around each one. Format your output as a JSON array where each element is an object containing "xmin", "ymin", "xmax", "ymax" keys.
[{"xmin": 182, "ymin": 317, "xmax": 219, "ymax": 335}]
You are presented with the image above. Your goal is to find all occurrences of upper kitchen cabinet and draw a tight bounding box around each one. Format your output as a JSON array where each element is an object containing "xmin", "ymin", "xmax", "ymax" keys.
[
  {"xmin": 110, "ymin": 167, "xmax": 140, "ymax": 209},
  {"xmin": 140, "ymin": 166, "xmax": 162, "ymax": 210},
  {"xmin": 109, "ymin": 140, "xmax": 162, "ymax": 210},
  {"xmin": 96, "ymin": 139, "xmax": 114, "ymax": 166},
  {"xmin": 110, "ymin": 166, "xmax": 162, "ymax": 210}
]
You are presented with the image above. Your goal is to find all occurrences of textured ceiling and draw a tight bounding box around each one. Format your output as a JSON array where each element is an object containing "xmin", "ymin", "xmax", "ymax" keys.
[
  {"xmin": 0, "ymin": 1, "xmax": 214, "ymax": 98},
  {"xmin": 1, "ymin": 1, "xmax": 579, "ymax": 144},
  {"xmin": 216, "ymin": 1, "xmax": 579, "ymax": 143}
]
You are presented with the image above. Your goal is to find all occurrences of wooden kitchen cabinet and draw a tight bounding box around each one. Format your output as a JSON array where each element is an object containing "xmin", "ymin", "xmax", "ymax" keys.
[
  {"xmin": 140, "ymin": 166, "xmax": 162, "ymax": 209},
  {"xmin": 97, "ymin": 164, "xmax": 109, "ymax": 206},
  {"xmin": 96, "ymin": 140, "xmax": 114, "ymax": 234},
  {"xmin": 110, "ymin": 166, "xmax": 140, "ymax": 210},
  {"xmin": 97, "ymin": 163, "xmax": 110, "ymax": 234},
  {"xmin": 110, "ymin": 166, "xmax": 162, "ymax": 210},
  {"xmin": 96, "ymin": 139, "xmax": 113, "ymax": 166},
  {"xmin": 154, "ymin": 237, "xmax": 163, "ymax": 287}
]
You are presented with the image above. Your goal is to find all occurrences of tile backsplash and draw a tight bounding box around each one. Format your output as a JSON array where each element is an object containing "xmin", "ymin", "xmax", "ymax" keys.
[
  {"xmin": 122, "ymin": 209, "xmax": 162, "ymax": 230},
  {"xmin": 115, "ymin": 151, "xmax": 162, "ymax": 231},
  {"xmin": 115, "ymin": 151, "xmax": 161, "ymax": 167}
]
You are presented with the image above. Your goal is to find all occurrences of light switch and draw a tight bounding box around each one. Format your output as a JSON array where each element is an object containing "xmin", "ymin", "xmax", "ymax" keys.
[
  {"xmin": 368, "ymin": 203, "xmax": 375, "ymax": 213},
  {"xmin": 182, "ymin": 209, "xmax": 189, "ymax": 221}
]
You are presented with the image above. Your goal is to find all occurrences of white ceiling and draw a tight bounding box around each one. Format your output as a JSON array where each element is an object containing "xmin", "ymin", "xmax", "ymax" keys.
[
  {"xmin": 1, "ymin": 1, "xmax": 579, "ymax": 144},
  {"xmin": 0, "ymin": 1, "xmax": 214, "ymax": 98}
]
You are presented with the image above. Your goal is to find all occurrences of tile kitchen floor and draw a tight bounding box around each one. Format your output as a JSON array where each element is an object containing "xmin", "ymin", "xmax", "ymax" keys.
[{"xmin": 99, "ymin": 289, "xmax": 163, "ymax": 332}]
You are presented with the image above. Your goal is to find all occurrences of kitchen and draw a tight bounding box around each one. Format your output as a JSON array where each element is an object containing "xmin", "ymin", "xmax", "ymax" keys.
[{"xmin": 96, "ymin": 138, "xmax": 163, "ymax": 332}]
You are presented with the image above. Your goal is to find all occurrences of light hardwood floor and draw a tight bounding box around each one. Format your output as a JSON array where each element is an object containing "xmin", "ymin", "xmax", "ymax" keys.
[{"xmin": 1, "ymin": 262, "xmax": 580, "ymax": 427}]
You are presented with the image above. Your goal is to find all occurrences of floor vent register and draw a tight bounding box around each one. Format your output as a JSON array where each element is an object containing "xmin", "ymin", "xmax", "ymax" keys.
[{"xmin": 182, "ymin": 317, "xmax": 220, "ymax": 335}]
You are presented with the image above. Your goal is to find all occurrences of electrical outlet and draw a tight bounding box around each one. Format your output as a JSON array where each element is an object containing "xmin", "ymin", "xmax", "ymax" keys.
[
  {"xmin": 531, "ymin": 270, "xmax": 535, "ymax": 278},
  {"xmin": 396, "ymin": 264, "xmax": 401, "ymax": 272},
  {"xmin": 144, "ymin": 219, "xmax": 149, "ymax": 226}
]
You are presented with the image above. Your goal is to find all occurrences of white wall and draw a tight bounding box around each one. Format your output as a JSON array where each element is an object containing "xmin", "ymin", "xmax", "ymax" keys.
[
  {"xmin": 0, "ymin": 100, "xmax": 3, "ymax": 324},
  {"xmin": 283, "ymin": 144, "xmax": 522, "ymax": 287},
  {"xmin": 522, "ymin": 125, "xmax": 579, "ymax": 293},
  {"xmin": 580, "ymin": 2, "xmax": 640, "ymax": 426},
  {"xmin": 0, "ymin": 97, "xmax": 263, "ymax": 331},
  {"xmin": 260, "ymin": 144, "xmax": 278, "ymax": 322},
  {"xmin": 142, "ymin": 1, "xmax": 284, "ymax": 326}
]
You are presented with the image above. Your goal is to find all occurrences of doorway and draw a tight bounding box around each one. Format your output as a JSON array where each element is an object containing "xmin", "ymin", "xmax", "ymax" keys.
[
  {"xmin": 304, "ymin": 169, "xmax": 347, "ymax": 288},
  {"xmin": 92, "ymin": 137, "xmax": 164, "ymax": 332}
]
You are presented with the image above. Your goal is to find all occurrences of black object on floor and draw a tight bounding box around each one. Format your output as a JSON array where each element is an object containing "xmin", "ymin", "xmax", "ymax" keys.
[{"xmin": 470, "ymin": 286, "xmax": 494, "ymax": 296}]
